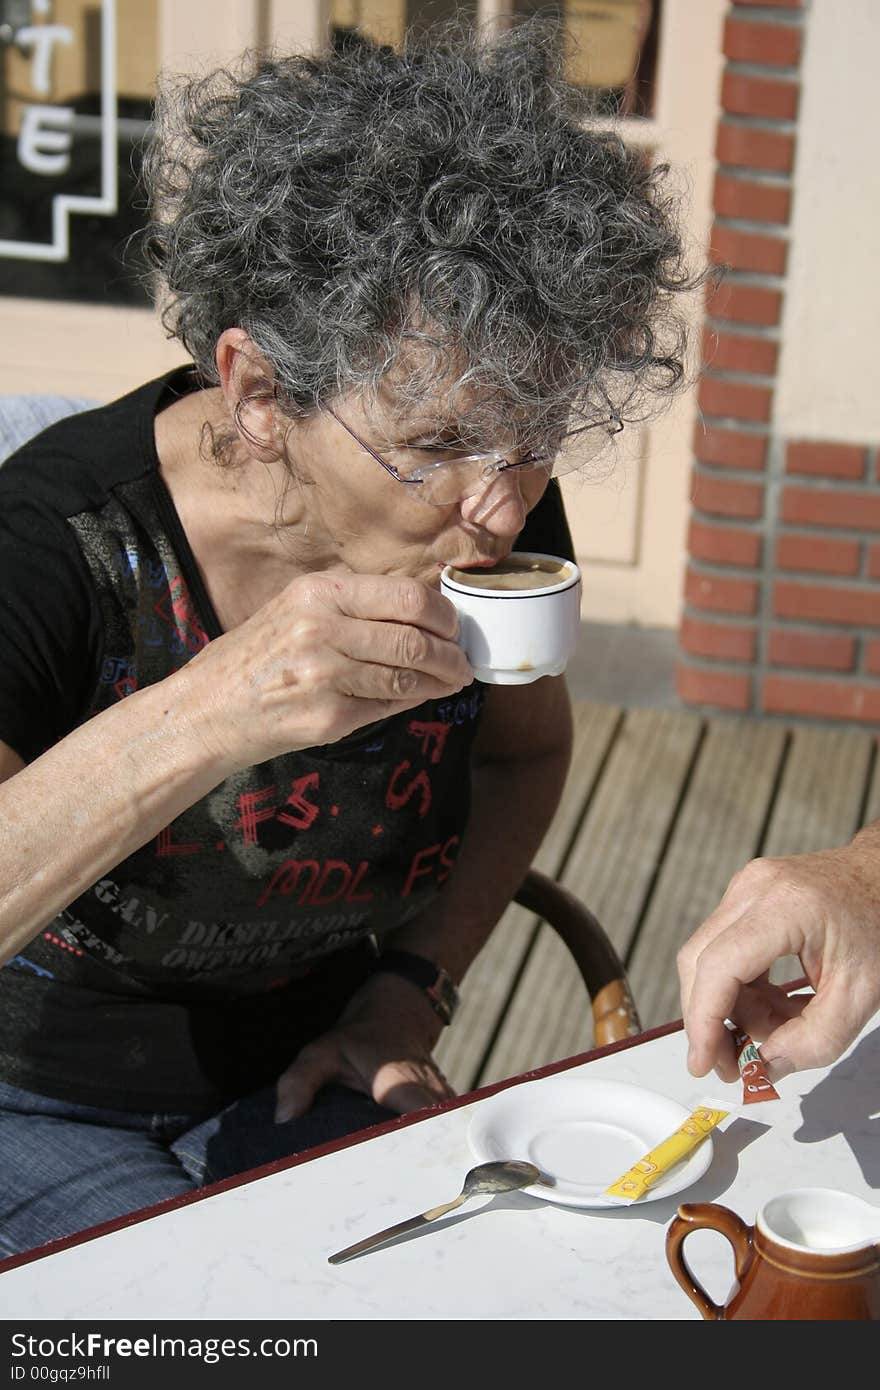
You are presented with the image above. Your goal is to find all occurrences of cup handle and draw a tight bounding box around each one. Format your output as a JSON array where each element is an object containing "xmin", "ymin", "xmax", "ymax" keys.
[{"xmin": 665, "ymin": 1202, "xmax": 754, "ymax": 1320}]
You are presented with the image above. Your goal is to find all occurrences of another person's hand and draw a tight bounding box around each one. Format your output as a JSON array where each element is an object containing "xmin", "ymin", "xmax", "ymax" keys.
[
  {"xmin": 274, "ymin": 970, "xmax": 455, "ymax": 1123},
  {"xmin": 180, "ymin": 569, "xmax": 472, "ymax": 769},
  {"xmin": 678, "ymin": 836, "xmax": 880, "ymax": 1084}
]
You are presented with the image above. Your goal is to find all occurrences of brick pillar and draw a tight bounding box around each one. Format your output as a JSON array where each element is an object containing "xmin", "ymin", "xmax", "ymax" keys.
[{"xmin": 676, "ymin": 1, "xmax": 880, "ymax": 726}]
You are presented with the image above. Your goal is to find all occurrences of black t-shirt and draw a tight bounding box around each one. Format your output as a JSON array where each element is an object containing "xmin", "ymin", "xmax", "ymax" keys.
[{"xmin": 0, "ymin": 369, "xmax": 575, "ymax": 1111}]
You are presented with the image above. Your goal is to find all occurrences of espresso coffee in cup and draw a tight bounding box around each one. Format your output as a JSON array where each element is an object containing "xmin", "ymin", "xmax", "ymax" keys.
[
  {"xmin": 440, "ymin": 551, "xmax": 581, "ymax": 685},
  {"xmin": 445, "ymin": 557, "xmax": 575, "ymax": 592}
]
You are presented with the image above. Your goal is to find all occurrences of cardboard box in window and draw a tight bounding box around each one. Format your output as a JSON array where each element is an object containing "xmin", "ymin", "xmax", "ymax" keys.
[{"xmin": 565, "ymin": 0, "xmax": 649, "ymax": 90}]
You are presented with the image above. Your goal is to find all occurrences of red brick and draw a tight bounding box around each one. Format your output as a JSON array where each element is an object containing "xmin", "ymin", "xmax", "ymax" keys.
[
  {"xmin": 709, "ymin": 227, "xmax": 788, "ymax": 278},
  {"xmin": 785, "ymin": 441, "xmax": 867, "ymax": 480},
  {"xmin": 768, "ymin": 629, "xmax": 856, "ymax": 672},
  {"xmin": 677, "ymin": 663, "xmax": 752, "ymax": 712},
  {"xmin": 782, "ymin": 488, "xmax": 880, "ymax": 531},
  {"xmin": 774, "ymin": 581, "xmax": 880, "ymax": 626},
  {"xmin": 703, "ymin": 329, "xmax": 778, "ymax": 376},
  {"xmin": 686, "ymin": 568, "xmax": 760, "ymax": 615},
  {"xmin": 716, "ymin": 123, "xmax": 796, "ymax": 175},
  {"xmin": 868, "ymin": 545, "xmax": 880, "ymax": 580},
  {"xmin": 698, "ymin": 376, "xmax": 773, "ymax": 424},
  {"xmin": 680, "ymin": 617, "xmax": 756, "ymax": 662},
  {"xmin": 706, "ymin": 280, "xmax": 782, "ymax": 327},
  {"xmin": 691, "ymin": 471, "xmax": 764, "ymax": 519},
  {"xmin": 865, "ymin": 640, "xmax": 880, "ymax": 675},
  {"xmin": 688, "ymin": 519, "xmax": 762, "ymax": 568},
  {"xmin": 713, "ymin": 174, "xmax": 791, "ymax": 225},
  {"xmin": 775, "ymin": 534, "xmax": 860, "ymax": 576},
  {"xmin": 721, "ymin": 72, "xmax": 800, "ymax": 121},
  {"xmin": 693, "ymin": 424, "xmax": 768, "ymax": 471},
  {"xmin": 762, "ymin": 676, "xmax": 880, "ymax": 724},
  {"xmin": 724, "ymin": 19, "xmax": 802, "ymax": 68}
]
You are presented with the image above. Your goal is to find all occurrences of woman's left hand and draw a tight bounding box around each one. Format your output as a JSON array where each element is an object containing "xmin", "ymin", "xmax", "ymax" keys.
[{"xmin": 274, "ymin": 971, "xmax": 455, "ymax": 1122}]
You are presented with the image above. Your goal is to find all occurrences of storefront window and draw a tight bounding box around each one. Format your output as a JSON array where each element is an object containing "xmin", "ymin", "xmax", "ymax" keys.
[
  {"xmin": 330, "ymin": 1, "xmax": 477, "ymax": 49},
  {"xmin": 0, "ymin": 0, "xmax": 156, "ymax": 304},
  {"xmin": 513, "ymin": 1, "xmax": 659, "ymax": 116},
  {"xmin": 0, "ymin": 1, "xmax": 660, "ymax": 308}
]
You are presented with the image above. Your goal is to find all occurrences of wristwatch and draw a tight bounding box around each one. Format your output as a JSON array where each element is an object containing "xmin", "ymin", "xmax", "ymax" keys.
[{"xmin": 373, "ymin": 948, "xmax": 460, "ymax": 1026}]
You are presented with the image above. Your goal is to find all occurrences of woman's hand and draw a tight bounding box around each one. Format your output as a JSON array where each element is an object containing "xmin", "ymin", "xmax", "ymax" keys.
[
  {"xmin": 274, "ymin": 971, "xmax": 455, "ymax": 1122},
  {"xmin": 180, "ymin": 569, "xmax": 472, "ymax": 771},
  {"xmin": 678, "ymin": 837, "xmax": 880, "ymax": 1084}
]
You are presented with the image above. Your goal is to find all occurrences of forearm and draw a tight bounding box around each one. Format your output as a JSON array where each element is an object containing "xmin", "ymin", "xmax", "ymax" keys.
[
  {"xmin": 383, "ymin": 687, "xmax": 573, "ymax": 981},
  {"xmin": 0, "ymin": 668, "xmax": 232, "ymax": 964}
]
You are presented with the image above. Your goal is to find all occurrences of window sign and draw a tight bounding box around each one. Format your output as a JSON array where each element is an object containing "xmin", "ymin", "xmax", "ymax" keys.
[
  {"xmin": 0, "ymin": 0, "xmax": 155, "ymax": 305},
  {"xmin": 0, "ymin": 0, "xmax": 116, "ymax": 261}
]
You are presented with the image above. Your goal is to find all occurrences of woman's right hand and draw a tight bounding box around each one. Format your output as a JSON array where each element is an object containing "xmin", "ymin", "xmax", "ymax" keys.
[{"xmin": 180, "ymin": 568, "xmax": 473, "ymax": 769}]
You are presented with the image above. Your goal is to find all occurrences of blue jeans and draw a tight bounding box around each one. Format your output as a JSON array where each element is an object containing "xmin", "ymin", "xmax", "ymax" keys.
[{"xmin": 0, "ymin": 1078, "xmax": 397, "ymax": 1259}]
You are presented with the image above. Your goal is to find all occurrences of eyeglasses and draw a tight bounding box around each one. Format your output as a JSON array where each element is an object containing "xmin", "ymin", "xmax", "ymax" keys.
[{"xmin": 321, "ymin": 403, "xmax": 623, "ymax": 507}]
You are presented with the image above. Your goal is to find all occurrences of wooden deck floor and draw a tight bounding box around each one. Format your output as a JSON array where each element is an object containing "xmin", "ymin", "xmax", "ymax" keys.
[{"xmin": 435, "ymin": 701, "xmax": 879, "ymax": 1094}]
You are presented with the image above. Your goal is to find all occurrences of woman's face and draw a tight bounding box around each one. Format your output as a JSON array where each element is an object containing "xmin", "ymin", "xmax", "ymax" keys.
[{"xmin": 284, "ymin": 385, "xmax": 550, "ymax": 586}]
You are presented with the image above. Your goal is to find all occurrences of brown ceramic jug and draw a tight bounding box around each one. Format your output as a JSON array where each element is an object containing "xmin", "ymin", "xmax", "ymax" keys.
[{"xmin": 665, "ymin": 1188, "xmax": 880, "ymax": 1320}]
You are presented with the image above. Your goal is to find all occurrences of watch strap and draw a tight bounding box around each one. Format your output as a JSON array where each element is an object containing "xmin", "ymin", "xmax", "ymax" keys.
[{"xmin": 373, "ymin": 948, "xmax": 460, "ymax": 1025}]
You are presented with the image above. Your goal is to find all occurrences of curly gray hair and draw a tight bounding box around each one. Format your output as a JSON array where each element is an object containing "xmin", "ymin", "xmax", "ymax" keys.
[{"xmin": 142, "ymin": 19, "xmax": 699, "ymax": 453}]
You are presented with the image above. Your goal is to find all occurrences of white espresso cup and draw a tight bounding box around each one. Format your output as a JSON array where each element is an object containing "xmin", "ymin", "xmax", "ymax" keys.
[{"xmin": 440, "ymin": 551, "xmax": 582, "ymax": 685}]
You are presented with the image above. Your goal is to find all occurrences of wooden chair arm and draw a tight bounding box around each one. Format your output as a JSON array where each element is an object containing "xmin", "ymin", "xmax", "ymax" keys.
[{"xmin": 513, "ymin": 867, "xmax": 643, "ymax": 1047}]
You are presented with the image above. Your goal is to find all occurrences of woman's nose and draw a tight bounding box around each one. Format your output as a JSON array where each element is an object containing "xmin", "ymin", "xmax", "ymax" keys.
[{"xmin": 458, "ymin": 468, "xmax": 532, "ymax": 535}]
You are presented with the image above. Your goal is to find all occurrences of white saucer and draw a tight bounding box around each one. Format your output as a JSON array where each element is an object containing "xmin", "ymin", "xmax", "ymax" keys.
[{"xmin": 468, "ymin": 1076, "xmax": 715, "ymax": 1209}]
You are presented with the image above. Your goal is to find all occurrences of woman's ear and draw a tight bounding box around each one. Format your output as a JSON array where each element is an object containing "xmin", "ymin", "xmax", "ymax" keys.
[{"xmin": 215, "ymin": 327, "xmax": 284, "ymax": 460}]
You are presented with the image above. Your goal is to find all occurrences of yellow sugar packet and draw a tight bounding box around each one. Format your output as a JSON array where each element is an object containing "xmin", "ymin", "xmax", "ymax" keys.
[{"xmin": 603, "ymin": 1104, "xmax": 728, "ymax": 1204}]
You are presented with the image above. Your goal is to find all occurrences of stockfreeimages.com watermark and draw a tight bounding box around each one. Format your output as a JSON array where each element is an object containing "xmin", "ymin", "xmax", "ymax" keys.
[{"xmin": 10, "ymin": 1331, "xmax": 317, "ymax": 1370}]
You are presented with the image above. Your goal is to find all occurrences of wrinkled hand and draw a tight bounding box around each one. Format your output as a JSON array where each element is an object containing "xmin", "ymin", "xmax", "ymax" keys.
[
  {"xmin": 678, "ymin": 839, "xmax": 880, "ymax": 1084},
  {"xmin": 274, "ymin": 972, "xmax": 456, "ymax": 1123},
  {"xmin": 181, "ymin": 569, "xmax": 471, "ymax": 770}
]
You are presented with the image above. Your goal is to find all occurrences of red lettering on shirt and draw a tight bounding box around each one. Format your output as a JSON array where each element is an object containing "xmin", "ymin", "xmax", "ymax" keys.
[
  {"xmin": 401, "ymin": 835, "xmax": 460, "ymax": 895},
  {"xmin": 437, "ymin": 834, "xmax": 460, "ymax": 885},
  {"xmin": 401, "ymin": 843, "xmax": 440, "ymax": 896},
  {"xmin": 256, "ymin": 859, "xmax": 321, "ymax": 909},
  {"xmin": 256, "ymin": 858, "xmax": 373, "ymax": 909},
  {"xmin": 386, "ymin": 761, "xmax": 432, "ymax": 818},
  {"xmin": 407, "ymin": 719, "xmax": 451, "ymax": 764},
  {"xmin": 277, "ymin": 772, "xmax": 321, "ymax": 830},
  {"xmin": 155, "ymin": 824, "xmax": 202, "ymax": 856},
  {"xmin": 234, "ymin": 785, "xmax": 277, "ymax": 845},
  {"xmin": 308, "ymin": 860, "xmax": 373, "ymax": 906}
]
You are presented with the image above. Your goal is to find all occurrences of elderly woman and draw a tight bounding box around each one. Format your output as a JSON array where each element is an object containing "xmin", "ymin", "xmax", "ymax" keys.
[{"xmin": 0, "ymin": 21, "xmax": 692, "ymax": 1255}]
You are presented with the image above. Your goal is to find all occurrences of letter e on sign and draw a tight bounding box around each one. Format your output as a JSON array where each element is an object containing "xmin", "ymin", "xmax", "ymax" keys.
[{"xmin": 18, "ymin": 105, "xmax": 74, "ymax": 175}]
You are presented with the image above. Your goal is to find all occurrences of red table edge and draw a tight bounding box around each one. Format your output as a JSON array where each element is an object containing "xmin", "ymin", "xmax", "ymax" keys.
[{"xmin": 0, "ymin": 984, "xmax": 811, "ymax": 1276}]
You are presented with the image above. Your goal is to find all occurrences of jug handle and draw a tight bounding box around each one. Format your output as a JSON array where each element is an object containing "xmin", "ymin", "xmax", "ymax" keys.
[{"xmin": 666, "ymin": 1202, "xmax": 754, "ymax": 1320}]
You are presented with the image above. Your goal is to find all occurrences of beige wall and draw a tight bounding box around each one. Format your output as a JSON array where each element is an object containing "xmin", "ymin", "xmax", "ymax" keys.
[
  {"xmin": 1, "ymin": 297, "xmax": 188, "ymax": 401},
  {"xmin": 568, "ymin": 0, "xmax": 725, "ymax": 626},
  {"xmin": 774, "ymin": 0, "xmax": 880, "ymax": 442},
  {"xmin": 158, "ymin": 0, "xmax": 261, "ymax": 70}
]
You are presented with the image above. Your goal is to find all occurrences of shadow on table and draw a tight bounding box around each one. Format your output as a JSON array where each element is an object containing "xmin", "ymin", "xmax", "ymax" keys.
[
  {"xmin": 580, "ymin": 1025, "xmax": 880, "ymax": 1228},
  {"xmin": 792, "ymin": 1031, "xmax": 880, "ymax": 1189},
  {"xmin": 577, "ymin": 1115, "xmax": 775, "ymax": 1229}
]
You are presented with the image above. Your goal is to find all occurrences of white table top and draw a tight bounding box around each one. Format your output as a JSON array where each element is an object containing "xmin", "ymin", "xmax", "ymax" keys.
[{"xmin": 2, "ymin": 1014, "xmax": 878, "ymax": 1321}]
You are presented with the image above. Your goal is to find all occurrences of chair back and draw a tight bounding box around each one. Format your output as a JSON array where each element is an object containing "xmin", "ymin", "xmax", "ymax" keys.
[{"xmin": 0, "ymin": 395, "xmax": 96, "ymax": 464}]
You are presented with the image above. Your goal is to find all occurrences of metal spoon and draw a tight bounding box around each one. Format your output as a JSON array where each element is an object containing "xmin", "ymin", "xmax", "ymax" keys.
[{"xmin": 327, "ymin": 1160, "xmax": 541, "ymax": 1265}]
